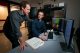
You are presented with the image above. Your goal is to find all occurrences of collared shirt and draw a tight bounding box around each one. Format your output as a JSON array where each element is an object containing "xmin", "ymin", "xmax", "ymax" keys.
[{"xmin": 3, "ymin": 10, "xmax": 30, "ymax": 39}]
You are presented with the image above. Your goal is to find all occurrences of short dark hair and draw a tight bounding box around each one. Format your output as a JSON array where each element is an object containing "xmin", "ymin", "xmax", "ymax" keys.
[
  {"xmin": 36, "ymin": 9, "xmax": 45, "ymax": 18},
  {"xmin": 20, "ymin": 1, "xmax": 29, "ymax": 9}
]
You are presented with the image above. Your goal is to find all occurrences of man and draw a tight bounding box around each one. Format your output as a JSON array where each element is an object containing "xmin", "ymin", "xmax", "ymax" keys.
[
  {"xmin": 31, "ymin": 10, "xmax": 48, "ymax": 41},
  {"xmin": 3, "ymin": 1, "xmax": 31, "ymax": 50}
]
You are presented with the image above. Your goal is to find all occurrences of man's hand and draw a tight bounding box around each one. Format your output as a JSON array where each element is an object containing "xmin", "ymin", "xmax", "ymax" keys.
[
  {"xmin": 18, "ymin": 37, "xmax": 26, "ymax": 51},
  {"xmin": 39, "ymin": 33, "xmax": 48, "ymax": 41},
  {"xmin": 44, "ymin": 32, "xmax": 48, "ymax": 36}
]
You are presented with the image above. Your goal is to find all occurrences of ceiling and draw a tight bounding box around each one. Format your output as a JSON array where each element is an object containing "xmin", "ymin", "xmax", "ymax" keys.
[
  {"xmin": 9, "ymin": 0, "xmax": 55, "ymax": 3},
  {"xmin": 9, "ymin": 0, "xmax": 64, "ymax": 7}
]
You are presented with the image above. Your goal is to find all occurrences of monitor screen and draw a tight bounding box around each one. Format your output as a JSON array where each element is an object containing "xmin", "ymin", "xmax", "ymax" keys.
[{"xmin": 64, "ymin": 19, "xmax": 74, "ymax": 48}]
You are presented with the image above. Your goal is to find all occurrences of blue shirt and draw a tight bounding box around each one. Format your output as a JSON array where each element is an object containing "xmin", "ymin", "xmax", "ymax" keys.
[{"xmin": 32, "ymin": 19, "xmax": 47, "ymax": 37}]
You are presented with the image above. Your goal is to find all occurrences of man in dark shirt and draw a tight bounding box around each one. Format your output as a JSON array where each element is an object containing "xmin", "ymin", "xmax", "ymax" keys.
[
  {"xmin": 32, "ymin": 10, "xmax": 48, "ymax": 41},
  {"xmin": 32, "ymin": 19, "xmax": 46, "ymax": 37},
  {"xmin": 3, "ymin": 1, "xmax": 31, "ymax": 50}
]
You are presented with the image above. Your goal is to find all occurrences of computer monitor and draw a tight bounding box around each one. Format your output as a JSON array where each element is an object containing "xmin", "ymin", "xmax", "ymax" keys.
[{"xmin": 64, "ymin": 19, "xmax": 74, "ymax": 48}]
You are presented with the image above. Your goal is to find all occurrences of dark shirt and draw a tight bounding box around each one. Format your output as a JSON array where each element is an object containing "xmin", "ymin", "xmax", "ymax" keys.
[
  {"xmin": 3, "ymin": 10, "xmax": 30, "ymax": 39},
  {"xmin": 32, "ymin": 19, "xmax": 47, "ymax": 37}
]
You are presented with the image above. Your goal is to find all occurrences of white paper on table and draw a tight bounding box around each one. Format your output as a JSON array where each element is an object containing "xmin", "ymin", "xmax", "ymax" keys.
[{"xmin": 25, "ymin": 37, "xmax": 44, "ymax": 49}]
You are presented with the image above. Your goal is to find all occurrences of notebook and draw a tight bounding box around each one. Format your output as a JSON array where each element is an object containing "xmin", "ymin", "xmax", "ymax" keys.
[{"xmin": 25, "ymin": 37, "xmax": 44, "ymax": 49}]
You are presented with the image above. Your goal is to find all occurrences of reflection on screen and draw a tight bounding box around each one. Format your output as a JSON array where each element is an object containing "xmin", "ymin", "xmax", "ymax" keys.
[{"xmin": 64, "ymin": 20, "xmax": 74, "ymax": 48}]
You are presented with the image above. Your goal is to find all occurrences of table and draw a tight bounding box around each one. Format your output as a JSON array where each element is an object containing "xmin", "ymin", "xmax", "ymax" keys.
[{"xmin": 8, "ymin": 39, "xmax": 64, "ymax": 53}]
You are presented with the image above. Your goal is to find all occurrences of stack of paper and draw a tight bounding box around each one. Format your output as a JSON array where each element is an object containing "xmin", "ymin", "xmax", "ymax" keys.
[{"xmin": 25, "ymin": 37, "xmax": 44, "ymax": 49}]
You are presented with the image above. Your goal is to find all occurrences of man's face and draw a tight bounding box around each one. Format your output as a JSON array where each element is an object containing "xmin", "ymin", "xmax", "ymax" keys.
[
  {"xmin": 38, "ymin": 12, "xmax": 44, "ymax": 19},
  {"xmin": 22, "ymin": 4, "xmax": 31, "ymax": 15}
]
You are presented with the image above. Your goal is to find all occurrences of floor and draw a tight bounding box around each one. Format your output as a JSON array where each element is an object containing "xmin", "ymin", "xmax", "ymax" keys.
[{"xmin": 0, "ymin": 33, "xmax": 12, "ymax": 53}]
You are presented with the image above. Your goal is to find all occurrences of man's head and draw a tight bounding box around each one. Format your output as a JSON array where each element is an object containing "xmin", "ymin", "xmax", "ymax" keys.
[
  {"xmin": 20, "ymin": 1, "xmax": 31, "ymax": 15},
  {"xmin": 36, "ymin": 10, "xmax": 45, "ymax": 20}
]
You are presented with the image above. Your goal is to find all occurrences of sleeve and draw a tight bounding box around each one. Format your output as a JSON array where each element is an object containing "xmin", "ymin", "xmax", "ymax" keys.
[
  {"xmin": 10, "ymin": 12, "xmax": 22, "ymax": 39},
  {"xmin": 32, "ymin": 20, "xmax": 40, "ymax": 37},
  {"xmin": 43, "ymin": 21, "xmax": 47, "ymax": 32}
]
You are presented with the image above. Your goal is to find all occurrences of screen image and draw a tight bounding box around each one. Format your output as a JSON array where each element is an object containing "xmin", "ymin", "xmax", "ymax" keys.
[{"xmin": 64, "ymin": 20, "xmax": 74, "ymax": 48}]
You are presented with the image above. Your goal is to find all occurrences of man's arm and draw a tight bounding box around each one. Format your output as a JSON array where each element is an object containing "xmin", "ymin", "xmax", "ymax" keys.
[
  {"xmin": 32, "ymin": 21, "xmax": 40, "ymax": 37},
  {"xmin": 10, "ymin": 12, "xmax": 22, "ymax": 38},
  {"xmin": 10, "ymin": 11, "xmax": 26, "ymax": 50},
  {"xmin": 43, "ymin": 21, "xmax": 47, "ymax": 33}
]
